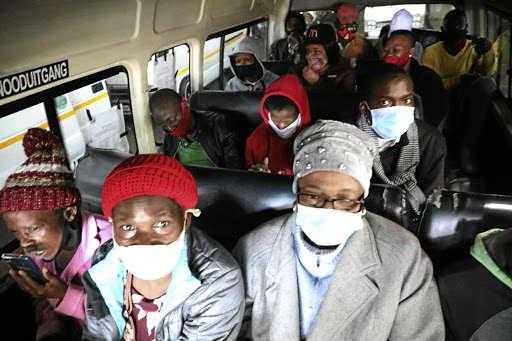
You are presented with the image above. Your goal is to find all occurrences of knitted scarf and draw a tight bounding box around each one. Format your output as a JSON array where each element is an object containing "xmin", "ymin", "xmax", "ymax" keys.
[{"xmin": 357, "ymin": 114, "xmax": 426, "ymax": 214}]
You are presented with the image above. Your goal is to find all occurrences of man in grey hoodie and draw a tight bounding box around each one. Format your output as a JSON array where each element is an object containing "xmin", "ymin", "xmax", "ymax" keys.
[{"xmin": 225, "ymin": 36, "xmax": 279, "ymax": 91}]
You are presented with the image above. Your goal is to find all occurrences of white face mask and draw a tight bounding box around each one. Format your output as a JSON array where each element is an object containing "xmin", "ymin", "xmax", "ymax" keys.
[
  {"xmin": 112, "ymin": 211, "xmax": 195, "ymax": 281},
  {"xmin": 268, "ymin": 112, "xmax": 301, "ymax": 139},
  {"xmin": 295, "ymin": 204, "xmax": 364, "ymax": 246}
]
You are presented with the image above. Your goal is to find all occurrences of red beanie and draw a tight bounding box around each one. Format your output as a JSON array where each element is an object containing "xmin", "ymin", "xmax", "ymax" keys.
[
  {"xmin": 0, "ymin": 128, "xmax": 81, "ymax": 215},
  {"xmin": 101, "ymin": 154, "xmax": 198, "ymax": 218}
]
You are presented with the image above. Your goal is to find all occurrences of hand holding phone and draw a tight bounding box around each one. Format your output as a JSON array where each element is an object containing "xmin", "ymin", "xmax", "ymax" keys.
[
  {"xmin": 2, "ymin": 253, "xmax": 67, "ymax": 300},
  {"xmin": 2, "ymin": 253, "xmax": 47, "ymax": 284}
]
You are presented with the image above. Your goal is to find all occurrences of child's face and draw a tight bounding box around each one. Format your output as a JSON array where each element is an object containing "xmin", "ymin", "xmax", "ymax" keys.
[
  {"xmin": 270, "ymin": 108, "xmax": 299, "ymax": 130},
  {"xmin": 306, "ymin": 44, "xmax": 328, "ymax": 71}
]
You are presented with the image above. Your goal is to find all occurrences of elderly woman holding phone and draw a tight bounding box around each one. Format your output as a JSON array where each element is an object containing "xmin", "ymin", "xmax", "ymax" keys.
[{"xmin": 0, "ymin": 128, "xmax": 112, "ymax": 340}]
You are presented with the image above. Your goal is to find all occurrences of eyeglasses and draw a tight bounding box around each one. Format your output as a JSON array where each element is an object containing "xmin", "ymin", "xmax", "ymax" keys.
[{"xmin": 298, "ymin": 193, "xmax": 364, "ymax": 212}]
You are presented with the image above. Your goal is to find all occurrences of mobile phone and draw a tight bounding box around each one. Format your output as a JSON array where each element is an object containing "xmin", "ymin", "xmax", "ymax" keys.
[{"xmin": 1, "ymin": 253, "xmax": 48, "ymax": 285}]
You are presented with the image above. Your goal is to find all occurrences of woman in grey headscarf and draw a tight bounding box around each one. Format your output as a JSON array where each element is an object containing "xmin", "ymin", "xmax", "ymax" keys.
[{"xmin": 234, "ymin": 120, "xmax": 444, "ymax": 340}]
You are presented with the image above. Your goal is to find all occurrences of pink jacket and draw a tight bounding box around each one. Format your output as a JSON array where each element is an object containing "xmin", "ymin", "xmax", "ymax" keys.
[{"xmin": 32, "ymin": 211, "xmax": 112, "ymax": 340}]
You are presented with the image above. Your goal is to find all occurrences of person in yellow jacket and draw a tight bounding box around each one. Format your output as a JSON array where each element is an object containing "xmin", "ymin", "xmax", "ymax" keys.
[
  {"xmin": 421, "ymin": 9, "xmax": 497, "ymax": 175},
  {"xmin": 421, "ymin": 10, "xmax": 497, "ymax": 89}
]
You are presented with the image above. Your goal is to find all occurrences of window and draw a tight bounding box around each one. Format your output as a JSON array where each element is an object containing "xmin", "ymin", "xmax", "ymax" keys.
[
  {"xmin": 487, "ymin": 11, "xmax": 511, "ymax": 99},
  {"xmin": 148, "ymin": 44, "xmax": 191, "ymax": 97},
  {"xmin": 363, "ymin": 4, "xmax": 455, "ymax": 39},
  {"xmin": 203, "ymin": 19, "xmax": 268, "ymax": 91},
  {"xmin": 56, "ymin": 72, "xmax": 136, "ymax": 165},
  {"xmin": 301, "ymin": 10, "xmax": 336, "ymax": 29},
  {"xmin": 148, "ymin": 44, "xmax": 190, "ymax": 150},
  {"xmin": 0, "ymin": 67, "xmax": 136, "ymax": 186},
  {"xmin": 0, "ymin": 103, "xmax": 48, "ymax": 186}
]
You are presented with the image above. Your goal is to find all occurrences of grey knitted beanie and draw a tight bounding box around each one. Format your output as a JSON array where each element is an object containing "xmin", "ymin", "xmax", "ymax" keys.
[{"xmin": 292, "ymin": 120, "xmax": 377, "ymax": 197}]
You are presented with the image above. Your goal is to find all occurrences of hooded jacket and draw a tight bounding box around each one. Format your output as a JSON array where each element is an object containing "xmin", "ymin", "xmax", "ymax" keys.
[
  {"xmin": 245, "ymin": 74, "xmax": 311, "ymax": 174},
  {"xmin": 225, "ymin": 36, "xmax": 279, "ymax": 91},
  {"xmin": 81, "ymin": 226, "xmax": 244, "ymax": 341}
]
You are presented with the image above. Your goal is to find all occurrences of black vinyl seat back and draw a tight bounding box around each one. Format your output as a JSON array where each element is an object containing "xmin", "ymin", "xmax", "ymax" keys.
[
  {"xmin": 417, "ymin": 189, "xmax": 512, "ymax": 263},
  {"xmin": 75, "ymin": 148, "xmax": 413, "ymax": 250},
  {"xmin": 189, "ymin": 90, "xmax": 362, "ymax": 141},
  {"xmin": 262, "ymin": 61, "xmax": 293, "ymax": 76}
]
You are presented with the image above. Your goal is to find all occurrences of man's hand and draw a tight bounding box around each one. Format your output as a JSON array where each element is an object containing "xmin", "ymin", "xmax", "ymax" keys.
[
  {"xmin": 248, "ymin": 157, "xmax": 271, "ymax": 173},
  {"xmin": 10, "ymin": 267, "xmax": 67, "ymax": 300},
  {"xmin": 473, "ymin": 37, "xmax": 492, "ymax": 56},
  {"xmin": 302, "ymin": 65, "xmax": 320, "ymax": 85}
]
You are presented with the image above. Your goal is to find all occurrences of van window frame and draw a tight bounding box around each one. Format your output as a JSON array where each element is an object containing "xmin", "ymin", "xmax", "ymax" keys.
[
  {"xmin": 0, "ymin": 66, "xmax": 132, "ymax": 144},
  {"xmin": 205, "ymin": 18, "xmax": 268, "ymax": 90}
]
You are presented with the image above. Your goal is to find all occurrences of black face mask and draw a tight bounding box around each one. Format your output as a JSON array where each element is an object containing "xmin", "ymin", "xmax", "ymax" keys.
[
  {"xmin": 234, "ymin": 63, "xmax": 262, "ymax": 81},
  {"xmin": 442, "ymin": 29, "xmax": 467, "ymax": 46},
  {"xmin": 45, "ymin": 210, "xmax": 82, "ymax": 262}
]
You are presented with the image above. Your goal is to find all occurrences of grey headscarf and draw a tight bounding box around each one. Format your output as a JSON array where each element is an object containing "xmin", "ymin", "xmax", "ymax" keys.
[{"xmin": 293, "ymin": 120, "xmax": 377, "ymax": 198}]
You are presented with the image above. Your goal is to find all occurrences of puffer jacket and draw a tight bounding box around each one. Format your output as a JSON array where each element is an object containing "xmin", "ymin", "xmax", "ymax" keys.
[
  {"xmin": 81, "ymin": 227, "xmax": 244, "ymax": 340},
  {"xmin": 225, "ymin": 36, "xmax": 279, "ymax": 91},
  {"xmin": 163, "ymin": 110, "xmax": 243, "ymax": 169}
]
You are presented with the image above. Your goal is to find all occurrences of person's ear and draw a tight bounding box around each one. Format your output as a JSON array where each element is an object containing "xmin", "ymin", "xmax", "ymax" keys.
[
  {"xmin": 64, "ymin": 206, "xmax": 78, "ymax": 222},
  {"xmin": 359, "ymin": 101, "xmax": 372, "ymax": 124},
  {"xmin": 183, "ymin": 212, "xmax": 192, "ymax": 231},
  {"xmin": 409, "ymin": 46, "xmax": 415, "ymax": 57}
]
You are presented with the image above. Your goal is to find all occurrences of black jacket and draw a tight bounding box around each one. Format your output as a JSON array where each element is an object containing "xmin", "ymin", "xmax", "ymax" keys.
[
  {"xmin": 376, "ymin": 119, "xmax": 446, "ymax": 196},
  {"xmin": 289, "ymin": 57, "xmax": 356, "ymax": 94},
  {"xmin": 409, "ymin": 58, "xmax": 449, "ymax": 128},
  {"xmin": 163, "ymin": 110, "xmax": 243, "ymax": 169}
]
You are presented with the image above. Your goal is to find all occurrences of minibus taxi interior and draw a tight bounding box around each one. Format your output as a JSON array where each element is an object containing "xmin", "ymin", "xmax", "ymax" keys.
[{"xmin": 1, "ymin": 0, "xmax": 512, "ymax": 339}]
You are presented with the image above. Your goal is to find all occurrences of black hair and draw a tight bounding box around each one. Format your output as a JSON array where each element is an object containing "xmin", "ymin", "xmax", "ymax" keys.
[
  {"xmin": 388, "ymin": 30, "xmax": 416, "ymax": 49},
  {"xmin": 149, "ymin": 88, "xmax": 181, "ymax": 113},
  {"xmin": 285, "ymin": 12, "xmax": 307, "ymax": 34},
  {"xmin": 443, "ymin": 9, "xmax": 467, "ymax": 28},
  {"xmin": 264, "ymin": 95, "xmax": 299, "ymax": 114},
  {"xmin": 356, "ymin": 61, "xmax": 410, "ymax": 99},
  {"xmin": 323, "ymin": 39, "xmax": 340, "ymax": 66}
]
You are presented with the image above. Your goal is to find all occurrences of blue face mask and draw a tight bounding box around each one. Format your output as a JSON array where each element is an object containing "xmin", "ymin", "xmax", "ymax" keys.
[
  {"xmin": 366, "ymin": 102, "xmax": 415, "ymax": 140},
  {"xmin": 295, "ymin": 204, "xmax": 364, "ymax": 246}
]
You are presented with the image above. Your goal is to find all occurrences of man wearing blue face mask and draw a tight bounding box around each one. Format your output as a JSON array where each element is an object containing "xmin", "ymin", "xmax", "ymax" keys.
[
  {"xmin": 356, "ymin": 62, "xmax": 446, "ymax": 216},
  {"xmin": 234, "ymin": 120, "xmax": 445, "ymax": 340}
]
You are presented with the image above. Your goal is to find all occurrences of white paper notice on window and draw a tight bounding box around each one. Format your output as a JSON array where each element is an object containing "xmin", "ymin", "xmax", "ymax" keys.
[
  {"xmin": 88, "ymin": 106, "xmax": 129, "ymax": 153},
  {"xmin": 154, "ymin": 51, "xmax": 176, "ymax": 90}
]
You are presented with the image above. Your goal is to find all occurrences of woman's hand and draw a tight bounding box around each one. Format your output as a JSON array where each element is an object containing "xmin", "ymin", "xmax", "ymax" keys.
[{"xmin": 10, "ymin": 267, "xmax": 67, "ymax": 300}]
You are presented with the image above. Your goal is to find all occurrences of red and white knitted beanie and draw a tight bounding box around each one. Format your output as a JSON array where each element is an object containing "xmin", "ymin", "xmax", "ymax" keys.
[
  {"xmin": 101, "ymin": 154, "xmax": 198, "ymax": 218},
  {"xmin": 0, "ymin": 128, "xmax": 80, "ymax": 215}
]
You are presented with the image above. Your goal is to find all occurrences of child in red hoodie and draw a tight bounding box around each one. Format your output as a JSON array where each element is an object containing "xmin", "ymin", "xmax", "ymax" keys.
[{"xmin": 246, "ymin": 74, "xmax": 312, "ymax": 174}]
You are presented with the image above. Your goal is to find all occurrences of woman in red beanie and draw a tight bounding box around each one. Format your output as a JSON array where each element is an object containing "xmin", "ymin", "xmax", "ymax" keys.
[
  {"xmin": 81, "ymin": 154, "xmax": 244, "ymax": 341},
  {"xmin": 0, "ymin": 128, "xmax": 112, "ymax": 340}
]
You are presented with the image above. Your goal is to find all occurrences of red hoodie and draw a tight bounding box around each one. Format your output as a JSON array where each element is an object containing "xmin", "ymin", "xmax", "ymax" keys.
[{"xmin": 245, "ymin": 74, "xmax": 311, "ymax": 174}]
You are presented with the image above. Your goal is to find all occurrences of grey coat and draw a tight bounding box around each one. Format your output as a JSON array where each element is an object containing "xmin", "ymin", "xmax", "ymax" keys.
[{"xmin": 233, "ymin": 211, "xmax": 444, "ymax": 341}]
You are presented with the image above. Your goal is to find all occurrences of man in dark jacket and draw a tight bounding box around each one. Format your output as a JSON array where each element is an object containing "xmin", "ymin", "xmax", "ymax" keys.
[
  {"xmin": 356, "ymin": 62, "xmax": 446, "ymax": 216},
  {"xmin": 383, "ymin": 29, "xmax": 449, "ymax": 128},
  {"xmin": 269, "ymin": 12, "xmax": 307, "ymax": 64},
  {"xmin": 150, "ymin": 88, "xmax": 243, "ymax": 169},
  {"xmin": 81, "ymin": 154, "xmax": 244, "ymax": 340}
]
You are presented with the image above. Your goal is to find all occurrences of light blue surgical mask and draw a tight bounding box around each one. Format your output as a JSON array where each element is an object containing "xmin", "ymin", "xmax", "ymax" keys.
[
  {"xmin": 365, "ymin": 102, "xmax": 415, "ymax": 140},
  {"xmin": 295, "ymin": 204, "xmax": 364, "ymax": 246}
]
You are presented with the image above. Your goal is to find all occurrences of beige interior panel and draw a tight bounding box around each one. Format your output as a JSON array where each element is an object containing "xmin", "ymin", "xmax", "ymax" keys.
[
  {"xmin": 154, "ymin": 0, "xmax": 205, "ymax": 33},
  {"xmin": 0, "ymin": 0, "xmax": 139, "ymax": 75}
]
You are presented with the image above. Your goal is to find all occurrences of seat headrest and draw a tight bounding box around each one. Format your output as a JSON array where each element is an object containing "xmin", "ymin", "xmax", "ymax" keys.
[
  {"xmin": 417, "ymin": 189, "xmax": 512, "ymax": 261},
  {"xmin": 75, "ymin": 148, "xmax": 414, "ymax": 249}
]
